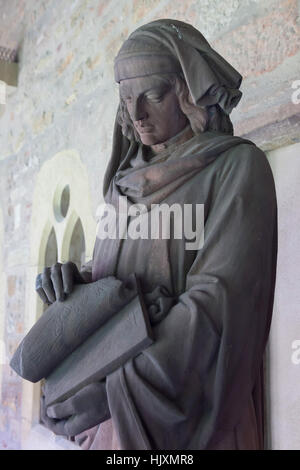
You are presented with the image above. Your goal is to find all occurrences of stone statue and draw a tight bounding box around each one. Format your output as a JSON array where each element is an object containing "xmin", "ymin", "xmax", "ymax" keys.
[{"xmin": 34, "ymin": 19, "xmax": 277, "ymax": 450}]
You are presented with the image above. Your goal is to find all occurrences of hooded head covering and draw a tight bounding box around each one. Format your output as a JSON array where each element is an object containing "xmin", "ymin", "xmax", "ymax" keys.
[
  {"xmin": 114, "ymin": 35, "xmax": 182, "ymax": 81},
  {"xmin": 114, "ymin": 19, "xmax": 243, "ymax": 115},
  {"xmin": 103, "ymin": 19, "xmax": 244, "ymax": 198}
]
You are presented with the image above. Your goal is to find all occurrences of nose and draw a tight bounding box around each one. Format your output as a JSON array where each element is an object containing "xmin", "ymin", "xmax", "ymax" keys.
[{"xmin": 131, "ymin": 97, "xmax": 147, "ymax": 122}]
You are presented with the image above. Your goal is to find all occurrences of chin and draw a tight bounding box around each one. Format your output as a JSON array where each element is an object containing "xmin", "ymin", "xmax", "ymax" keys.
[{"xmin": 140, "ymin": 134, "xmax": 161, "ymax": 146}]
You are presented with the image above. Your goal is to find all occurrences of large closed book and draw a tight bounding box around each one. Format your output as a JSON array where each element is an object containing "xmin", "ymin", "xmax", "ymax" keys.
[
  {"xmin": 44, "ymin": 291, "xmax": 153, "ymax": 407},
  {"xmin": 10, "ymin": 275, "xmax": 139, "ymax": 382}
]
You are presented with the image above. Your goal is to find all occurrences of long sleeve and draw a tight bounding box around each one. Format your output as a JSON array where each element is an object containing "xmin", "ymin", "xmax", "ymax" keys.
[{"xmin": 105, "ymin": 144, "xmax": 277, "ymax": 450}]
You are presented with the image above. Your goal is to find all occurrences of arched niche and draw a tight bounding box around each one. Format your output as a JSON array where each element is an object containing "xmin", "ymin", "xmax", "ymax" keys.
[
  {"xmin": 38, "ymin": 226, "xmax": 59, "ymax": 319},
  {"xmin": 61, "ymin": 211, "xmax": 86, "ymax": 270},
  {"xmin": 68, "ymin": 218, "xmax": 85, "ymax": 270},
  {"xmin": 44, "ymin": 227, "xmax": 58, "ymax": 268},
  {"xmin": 21, "ymin": 149, "xmax": 96, "ymax": 450}
]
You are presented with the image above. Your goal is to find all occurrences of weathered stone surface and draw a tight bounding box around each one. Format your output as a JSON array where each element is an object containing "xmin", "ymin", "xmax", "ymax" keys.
[
  {"xmin": 0, "ymin": 60, "xmax": 18, "ymax": 87},
  {"xmin": 212, "ymin": 0, "xmax": 300, "ymax": 79},
  {"xmin": 236, "ymin": 109, "xmax": 300, "ymax": 151}
]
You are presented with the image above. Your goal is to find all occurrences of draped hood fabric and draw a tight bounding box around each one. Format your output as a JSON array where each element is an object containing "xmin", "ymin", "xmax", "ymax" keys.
[
  {"xmin": 114, "ymin": 19, "xmax": 243, "ymax": 115},
  {"xmin": 79, "ymin": 20, "xmax": 277, "ymax": 450},
  {"xmin": 105, "ymin": 18, "xmax": 244, "ymax": 201},
  {"xmin": 92, "ymin": 128, "xmax": 257, "ymax": 282}
]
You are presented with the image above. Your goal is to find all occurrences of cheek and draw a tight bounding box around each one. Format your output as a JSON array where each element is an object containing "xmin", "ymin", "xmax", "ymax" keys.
[
  {"xmin": 158, "ymin": 107, "xmax": 179, "ymax": 130},
  {"xmin": 159, "ymin": 97, "xmax": 181, "ymax": 119},
  {"xmin": 151, "ymin": 103, "xmax": 172, "ymax": 122}
]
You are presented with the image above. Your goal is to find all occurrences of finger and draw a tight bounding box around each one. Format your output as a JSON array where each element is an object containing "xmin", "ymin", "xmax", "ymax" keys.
[
  {"xmin": 61, "ymin": 261, "xmax": 83, "ymax": 294},
  {"xmin": 64, "ymin": 412, "xmax": 102, "ymax": 437},
  {"xmin": 76, "ymin": 381, "xmax": 106, "ymax": 403},
  {"xmin": 75, "ymin": 382, "xmax": 111, "ymax": 418},
  {"xmin": 42, "ymin": 267, "xmax": 56, "ymax": 303},
  {"xmin": 48, "ymin": 384, "xmax": 100, "ymax": 420},
  {"xmin": 50, "ymin": 263, "xmax": 65, "ymax": 301},
  {"xmin": 47, "ymin": 395, "xmax": 77, "ymax": 419},
  {"xmin": 43, "ymin": 414, "xmax": 68, "ymax": 435},
  {"xmin": 35, "ymin": 273, "xmax": 51, "ymax": 304},
  {"xmin": 36, "ymin": 286, "xmax": 51, "ymax": 305},
  {"xmin": 64, "ymin": 413, "xmax": 87, "ymax": 436},
  {"xmin": 40, "ymin": 397, "xmax": 68, "ymax": 436},
  {"xmin": 35, "ymin": 273, "xmax": 43, "ymax": 291},
  {"xmin": 61, "ymin": 262, "xmax": 76, "ymax": 294},
  {"xmin": 66, "ymin": 404, "xmax": 111, "ymax": 436}
]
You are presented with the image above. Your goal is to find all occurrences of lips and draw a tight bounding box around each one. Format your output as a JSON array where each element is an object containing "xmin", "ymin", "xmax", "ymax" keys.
[
  {"xmin": 137, "ymin": 126, "xmax": 154, "ymax": 133},
  {"xmin": 135, "ymin": 124, "xmax": 154, "ymax": 134}
]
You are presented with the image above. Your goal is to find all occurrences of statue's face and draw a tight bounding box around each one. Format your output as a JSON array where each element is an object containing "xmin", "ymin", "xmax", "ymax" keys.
[{"xmin": 119, "ymin": 75, "xmax": 188, "ymax": 146}]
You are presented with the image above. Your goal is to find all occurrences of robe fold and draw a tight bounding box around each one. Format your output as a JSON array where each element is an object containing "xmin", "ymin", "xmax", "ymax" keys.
[{"xmin": 79, "ymin": 128, "xmax": 277, "ymax": 450}]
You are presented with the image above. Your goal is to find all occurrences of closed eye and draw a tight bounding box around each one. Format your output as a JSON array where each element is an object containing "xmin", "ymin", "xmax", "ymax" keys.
[
  {"xmin": 145, "ymin": 85, "xmax": 171, "ymax": 103},
  {"xmin": 145, "ymin": 93, "xmax": 163, "ymax": 103}
]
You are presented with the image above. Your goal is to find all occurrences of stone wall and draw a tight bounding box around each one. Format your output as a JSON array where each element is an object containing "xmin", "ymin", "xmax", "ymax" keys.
[
  {"xmin": 0, "ymin": 0, "xmax": 299, "ymax": 449},
  {"xmin": 267, "ymin": 142, "xmax": 300, "ymax": 450}
]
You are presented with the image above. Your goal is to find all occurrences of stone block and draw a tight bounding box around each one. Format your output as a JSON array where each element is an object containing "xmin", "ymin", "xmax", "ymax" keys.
[
  {"xmin": 212, "ymin": 0, "xmax": 300, "ymax": 79},
  {"xmin": 0, "ymin": 60, "xmax": 18, "ymax": 87},
  {"xmin": 7, "ymin": 276, "xmax": 16, "ymax": 297},
  {"xmin": 132, "ymin": 0, "xmax": 162, "ymax": 23}
]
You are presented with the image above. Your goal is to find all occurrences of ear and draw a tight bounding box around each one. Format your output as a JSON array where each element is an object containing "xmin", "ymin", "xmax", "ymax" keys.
[
  {"xmin": 175, "ymin": 76, "xmax": 198, "ymax": 118},
  {"xmin": 175, "ymin": 78, "xmax": 208, "ymax": 133}
]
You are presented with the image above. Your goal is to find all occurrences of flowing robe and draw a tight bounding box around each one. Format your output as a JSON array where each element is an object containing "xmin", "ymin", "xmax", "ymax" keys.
[{"xmin": 77, "ymin": 129, "xmax": 277, "ymax": 450}]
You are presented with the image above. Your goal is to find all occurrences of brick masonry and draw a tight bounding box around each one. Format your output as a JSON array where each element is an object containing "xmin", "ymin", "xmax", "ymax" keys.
[{"xmin": 0, "ymin": 0, "xmax": 299, "ymax": 449}]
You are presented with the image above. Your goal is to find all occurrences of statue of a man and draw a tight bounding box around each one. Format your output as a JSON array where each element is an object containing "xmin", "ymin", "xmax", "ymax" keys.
[{"xmin": 38, "ymin": 19, "xmax": 277, "ymax": 450}]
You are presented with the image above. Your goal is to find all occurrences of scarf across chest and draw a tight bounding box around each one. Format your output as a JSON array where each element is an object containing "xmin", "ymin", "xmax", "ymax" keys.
[
  {"xmin": 92, "ymin": 131, "xmax": 253, "ymax": 282},
  {"xmin": 108, "ymin": 130, "xmax": 252, "ymax": 207}
]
